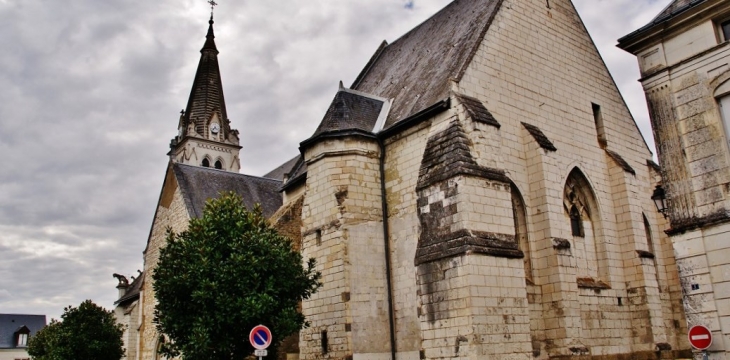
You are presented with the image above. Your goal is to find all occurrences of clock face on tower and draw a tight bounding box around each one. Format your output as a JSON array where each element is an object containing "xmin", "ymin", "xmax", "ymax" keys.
[{"xmin": 210, "ymin": 123, "xmax": 220, "ymax": 134}]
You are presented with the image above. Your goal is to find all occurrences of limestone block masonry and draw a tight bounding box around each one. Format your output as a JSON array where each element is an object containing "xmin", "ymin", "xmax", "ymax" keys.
[
  {"xmin": 295, "ymin": 0, "xmax": 690, "ymax": 359},
  {"xmin": 618, "ymin": 0, "xmax": 730, "ymax": 358},
  {"xmin": 138, "ymin": 173, "xmax": 191, "ymax": 359},
  {"xmin": 300, "ymin": 137, "xmax": 391, "ymax": 360}
]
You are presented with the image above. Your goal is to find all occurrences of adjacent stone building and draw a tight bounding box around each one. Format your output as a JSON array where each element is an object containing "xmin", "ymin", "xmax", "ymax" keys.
[
  {"xmin": 118, "ymin": 0, "xmax": 695, "ymax": 359},
  {"xmin": 619, "ymin": 0, "xmax": 730, "ymax": 358}
]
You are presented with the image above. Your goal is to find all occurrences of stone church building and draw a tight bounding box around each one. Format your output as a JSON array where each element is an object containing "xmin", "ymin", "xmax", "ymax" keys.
[
  {"xmin": 619, "ymin": 0, "xmax": 730, "ymax": 358},
  {"xmin": 114, "ymin": 0, "xmax": 696, "ymax": 359}
]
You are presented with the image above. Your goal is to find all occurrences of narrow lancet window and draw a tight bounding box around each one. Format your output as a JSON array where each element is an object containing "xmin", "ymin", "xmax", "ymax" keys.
[
  {"xmin": 593, "ymin": 103, "xmax": 606, "ymax": 148},
  {"xmin": 570, "ymin": 206, "xmax": 583, "ymax": 237}
]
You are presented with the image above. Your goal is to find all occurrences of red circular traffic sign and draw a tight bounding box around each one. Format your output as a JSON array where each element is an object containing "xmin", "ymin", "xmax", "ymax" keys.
[
  {"xmin": 249, "ymin": 325, "xmax": 272, "ymax": 350},
  {"xmin": 688, "ymin": 325, "xmax": 712, "ymax": 350}
]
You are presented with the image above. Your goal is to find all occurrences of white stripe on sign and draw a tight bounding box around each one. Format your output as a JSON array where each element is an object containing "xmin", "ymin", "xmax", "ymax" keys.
[
  {"xmin": 691, "ymin": 334, "xmax": 710, "ymax": 340},
  {"xmin": 256, "ymin": 333, "xmax": 266, "ymax": 343}
]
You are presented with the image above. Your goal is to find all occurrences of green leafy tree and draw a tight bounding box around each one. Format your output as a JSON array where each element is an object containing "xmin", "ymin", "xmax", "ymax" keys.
[
  {"xmin": 27, "ymin": 300, "xmax": 125, "ymax": 360},
  {"xmin": 26, "ymin": 320, "xmax": 61, "ymax": 360},
  {"xmin": 153, "ymin": 192, "xmax": 321, "ymax": 360}
]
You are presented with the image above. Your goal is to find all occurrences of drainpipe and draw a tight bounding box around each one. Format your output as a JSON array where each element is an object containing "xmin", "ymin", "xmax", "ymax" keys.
[{"xmin": 378, "ymin": 137, "xmax": 398, "ymax": 360}]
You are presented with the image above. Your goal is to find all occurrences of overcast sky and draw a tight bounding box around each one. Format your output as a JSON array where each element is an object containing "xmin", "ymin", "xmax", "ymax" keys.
[{"xmin": 0, "ymin": 0, "xmax": 672, "ymax": 321}]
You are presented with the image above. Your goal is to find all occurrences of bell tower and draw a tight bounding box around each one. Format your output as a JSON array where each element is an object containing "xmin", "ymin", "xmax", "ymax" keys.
[{"xmin": 168, "ymin": 14, "xmax": 241, "ymax": 172}]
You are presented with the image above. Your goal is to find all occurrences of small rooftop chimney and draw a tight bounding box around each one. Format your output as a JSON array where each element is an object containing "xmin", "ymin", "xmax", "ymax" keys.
[{"xmin": 113, "ymin": 273, "xmax": 130, "ymax": 300}]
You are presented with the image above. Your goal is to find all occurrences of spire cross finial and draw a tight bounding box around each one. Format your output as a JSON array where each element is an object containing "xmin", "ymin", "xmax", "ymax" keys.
[{"xmin": 208, "ymin": 0, "xmax": 218, "ymax": 18}]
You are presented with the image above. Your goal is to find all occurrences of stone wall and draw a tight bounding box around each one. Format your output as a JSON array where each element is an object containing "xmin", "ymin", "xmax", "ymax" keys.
[
  {"xmin": 382, "ymin": 118, "xmax": 434, "ymax": 360},
  {"xmin": 138, "ymin": 170, "xmax": 191, "ymax": 359},
  {"xmin": 647, "ymin": 52, "xmax": 730, "ymax": 229},
  {"xmin": 270, "ymin": 195, "xmax": 305, "ymax": 360},
  {"xmin": 299, "ymin": 137, "xmax": 391, "ymax": 360},
  {"xmin": 452, "ymin": 0, "xmax": 686, "ymax": 357},
  {"xmin": 115, "ymin": 299, "xmax": 140, "ymax": 360},
  {"xmin": 633, "ymin": 3, "xmax": 730, "ymax": 357}
]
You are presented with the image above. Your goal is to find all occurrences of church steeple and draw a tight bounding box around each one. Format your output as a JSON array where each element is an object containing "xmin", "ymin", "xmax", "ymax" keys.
[
  {"xmin": 202, "ymin": 16, "xmax": 218, "ymax": 53},
  {"xmin": 169, "ymin": 14, "xmax": 241, "ymax": 172}
]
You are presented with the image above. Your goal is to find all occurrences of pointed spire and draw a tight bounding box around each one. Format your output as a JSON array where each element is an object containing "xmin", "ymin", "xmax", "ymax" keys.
[
  {"xmin": 180, "ymin": 15, "xmax": 229, "ymax": 139},
  {"xmin": 202, "ymin": 15, "xmax": 218, "ymax": 53}
]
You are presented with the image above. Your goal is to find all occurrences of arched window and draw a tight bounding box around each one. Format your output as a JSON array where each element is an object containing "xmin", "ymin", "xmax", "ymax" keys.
[
  {"xmin": 511, "ymin": 185, "xmax": 532, "ymax": 281},
  {"xmin": 715, "ymin": 79, "xmax": 730, "ymax": 151},
  {"xmin": 202, "ymin": 158, "xmax": 210, "ymax": 167},
  {"xmin": 215, "ymin": 160, "xmax": 223, "ymax": 170},
  {"xmin": 564, "ymin": 168, "xmax": 603, "ymax": 283},
  {"xmin": 570, "ymin": 205, "xmax": 583, "ymax": 237},
  {"xmin": 643, "ymin": 214, "xmax": 661, "ymax": 290}
]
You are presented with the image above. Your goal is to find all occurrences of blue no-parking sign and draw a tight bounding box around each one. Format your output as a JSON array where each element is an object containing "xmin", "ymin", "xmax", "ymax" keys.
[{"xmin": 249, "ymin": 325, "xmax": 272, "ymax": 350}]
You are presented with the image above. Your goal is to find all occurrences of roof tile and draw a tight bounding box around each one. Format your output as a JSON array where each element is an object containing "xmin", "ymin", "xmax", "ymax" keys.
[
  {"xmin": 353, "ymin": 0, "xmax": 503, "ymax": 128},
  {"xmin": 173, "ymin": 163, "xmax": 283, "ymax": 218}
]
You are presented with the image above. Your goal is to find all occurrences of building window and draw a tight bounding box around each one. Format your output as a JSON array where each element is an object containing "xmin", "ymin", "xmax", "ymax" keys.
[
  {"xmin": 644, "ymin": 214, "xmax": 662, "ymax": 290},
  {"xmin": 17, "ymin": 333, "xmax": 28, "ymax": 347},
  {"xmin": 592, "ymin": 103, "xmax": 607, "ymax": 148},
  {"xmin": 202, "ymin": 158, "xmax": 210, "ymax": 167},
  {"xmin": 570, "ymin": 206, "xmax": 583, "ymax": 237},
  {"xmin": 564, "ymin": 168, "xmax": 604, "ymax": 283},
  {"xmin": 511, "ymin": 185, "xmax": 532, "ymax": 280},
  {"xmin": 722, "ymin": 19, "xmax": 730, "ymax": 42},
  {"xmin": 321, "ymin": 330, "xmax": 328, "ymax": 354},
  {"xmin": 719, "ymin": 94, "xmax": 730, "ymax": 151},
  {"xmin": 214, "ymin": 160, "xmax": 223, "ymax": 169}
]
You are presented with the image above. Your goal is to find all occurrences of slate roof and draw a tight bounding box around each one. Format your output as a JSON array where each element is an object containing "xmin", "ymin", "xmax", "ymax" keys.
[
  {"xmin": 181, "ymin": 18, "xmax": 230, "ymax": 138},
  {"xmin": 115, "ymin": 272, "xmax": 143, "ymax": 306},
  {"xmin": 172, "ymin": 163, "xmax": 283, "ymax": 218},
  {"xmin": 352, "ymin": 0, "xmax": 503, "ymax": 129},
  {"xmin": 308, "ymin": 89, "xmax": 386, "ymax": 140},
  {"xmin": 651, "ymin": 0, "xmax": 706, "ymax": 23},
  {"xmin": 263, "ymin": 155, "xmax": 301, "ymax": 181},
  {"xmin": 522, "ymin": 122, "xmax": 557, "ymax": 152},
  {"xmin": 455, "ymin": 94, "xmax": 501, "ymax": 128},
  {"xmin": 647, "ymin": 159, "xmax": 662, "ymax": 172},
  {"xmin": 417, "ymin": 118, "xmax": 508, "ymax": 191},
  {"xmin": 618, "ymin": 0, "xmax": 709, "ymax": 43},
  {"xmin": 606, "ymin": 150, "xmax": 637, "ymax": 175},
  {"xmin": 281, "ymin": 156, "xmax": 308, "ymax": 191},
  {"xmin": 0, "ymin": 314, "xmax": 46, "ymax": 349}
]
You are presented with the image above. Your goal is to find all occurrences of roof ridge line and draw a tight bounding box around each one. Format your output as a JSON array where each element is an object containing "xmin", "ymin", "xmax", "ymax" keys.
[
  {"xmin": 455, "ymin": 0, "xmax": 506, "ymax": 82},
  {"xmin": 174, "ymin": 163, "xmax": 283, "ymax": 183},
  {"xmin": 351, "ymin": 40, "xmax": 388, "ymax": 89},
  {"xmin": 339, "ymin": 86, "xmax": 390, "ymax": 103}
]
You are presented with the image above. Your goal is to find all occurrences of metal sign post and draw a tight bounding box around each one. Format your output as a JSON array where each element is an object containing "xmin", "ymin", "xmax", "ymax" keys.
[{"xmin": 250, "ymin": 325, "xmax": 273, "ymax": 360}]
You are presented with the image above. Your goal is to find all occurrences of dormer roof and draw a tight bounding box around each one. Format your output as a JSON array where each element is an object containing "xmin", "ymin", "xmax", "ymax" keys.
[{"xmin": 0, "ymin": 314, "xmax": 46, "ymax": 349}]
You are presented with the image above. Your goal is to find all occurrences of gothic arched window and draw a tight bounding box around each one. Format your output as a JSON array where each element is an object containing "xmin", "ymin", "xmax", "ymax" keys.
[
  {"xmin": 215, "ymin": 160, "xmax": 223, "ymax": 170},
  {"xmin": 570, "ymin": 205, "xmax": 583, "ymax": 237},
  {"xmin": 564, "ymin": 168, "xmax": 603, "ymax": 283},
  {"xmin": 202, "ymin": 158, "xmax": 210, "ymax": 167},
  {"xmin": 511, "ymin": 185, "xmax": 532, "ymax": 281}
]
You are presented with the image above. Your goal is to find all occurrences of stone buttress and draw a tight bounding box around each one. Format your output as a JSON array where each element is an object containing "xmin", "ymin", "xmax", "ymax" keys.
[
  {"xmin": 414, "ymin": 99, "xmax": 532, "ymax": 360},
  {"xmin": 298, "ymin": 88, "xmax": 394, "ymax": 360}
]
